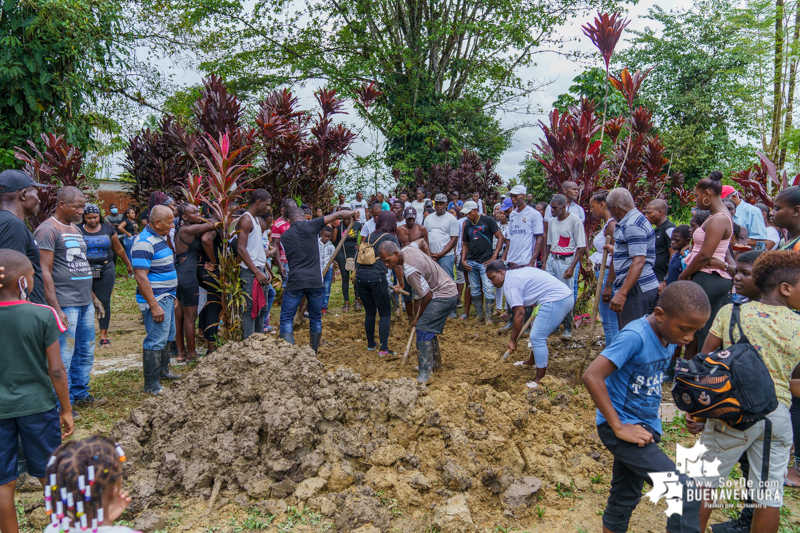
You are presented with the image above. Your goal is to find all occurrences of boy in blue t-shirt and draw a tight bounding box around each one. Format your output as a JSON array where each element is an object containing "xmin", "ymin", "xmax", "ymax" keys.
[
  {"xmin": 0, "ymin": 249, "xmax": 73, "ymax": 533},
  {"xmin": 582, "ymin": 281, "xmax": 711, "ymax": 533}
]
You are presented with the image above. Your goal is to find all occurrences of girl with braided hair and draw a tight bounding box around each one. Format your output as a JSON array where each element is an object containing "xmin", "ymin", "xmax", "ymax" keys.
[{"xmin": 43, "ymin": 436, "xmax": 134, "ymax": 533}]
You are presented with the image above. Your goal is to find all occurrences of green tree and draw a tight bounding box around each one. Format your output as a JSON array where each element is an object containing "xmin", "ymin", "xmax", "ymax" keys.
[
  {"xmin": 615, "ymin": 0, "xmax": 756, "ymax": 183},
  {"xmin": 153, "ymin": 0, "xmax": 630, "ymax": 173}
]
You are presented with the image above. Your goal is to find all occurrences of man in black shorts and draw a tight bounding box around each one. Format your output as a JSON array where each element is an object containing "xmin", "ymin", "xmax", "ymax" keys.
[{"xmin": 381, "ymin": 240, "xmax": 458, "ymax": 382}]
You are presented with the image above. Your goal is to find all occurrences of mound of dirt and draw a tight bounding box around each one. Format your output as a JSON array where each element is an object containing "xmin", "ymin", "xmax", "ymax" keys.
[{"xmin": 113, "ymin": 334, "xmax": 609, "ymax": 531}]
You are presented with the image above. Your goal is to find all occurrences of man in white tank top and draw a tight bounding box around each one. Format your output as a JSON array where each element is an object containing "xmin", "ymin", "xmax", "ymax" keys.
[{"xmin": 236, "ymin": 189, "xmax": 272, "ymax": 339}]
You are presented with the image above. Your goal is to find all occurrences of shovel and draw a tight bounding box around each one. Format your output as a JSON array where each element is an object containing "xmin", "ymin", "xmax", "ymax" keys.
[
  {"xmin": 323, "ymin": 218, "xmax": 355, "ymax": 274},
  {"xmin": 403, "ymin": 307, "xmax": 423, "ymax": 365},
  {"xmin": 577, "ymin": 235, "xmax": 612, "ymax": 378}
]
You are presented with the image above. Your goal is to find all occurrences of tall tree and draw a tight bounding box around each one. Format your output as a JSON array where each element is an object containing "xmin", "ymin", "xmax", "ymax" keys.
[{"xmin": 150, "ymin": 0, "xmax": 630, "ymax": 173}]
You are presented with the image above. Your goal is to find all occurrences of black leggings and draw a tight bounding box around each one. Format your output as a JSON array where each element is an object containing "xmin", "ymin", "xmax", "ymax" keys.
[
  {"xmin": 198, "ymin": 266, "xmax": 222, "ymax": 341},
  {"xmin": 91, "ymin": 262, "xmax": 115, "ymax": 330},
  {"xmin": 336, "ymin": 248, "xmax": 354, "ymax": 304},
  {"xmin": 356, "ymin": 272, "xmax": 391, "ymax": 351},
  {"xmin": 690, "ymin": 271, "xmax": 733, "ymax": 350}
]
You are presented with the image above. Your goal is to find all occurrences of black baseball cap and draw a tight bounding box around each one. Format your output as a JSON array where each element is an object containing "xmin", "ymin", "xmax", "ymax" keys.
[{"xmin": 0, "ymin": 169, "xmax": 50, "ymax": 194}]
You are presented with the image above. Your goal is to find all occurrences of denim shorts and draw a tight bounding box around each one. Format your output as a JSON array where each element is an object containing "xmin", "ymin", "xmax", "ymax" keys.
[{"xmin": 0, "ymin": 408, "xmax": 61, "ymax": 484}]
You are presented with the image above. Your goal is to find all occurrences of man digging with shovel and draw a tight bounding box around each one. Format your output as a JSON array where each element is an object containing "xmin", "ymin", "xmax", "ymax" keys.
[{"xmin": 380, "ymin": 240, "xmax": 458, "ymax": 383}]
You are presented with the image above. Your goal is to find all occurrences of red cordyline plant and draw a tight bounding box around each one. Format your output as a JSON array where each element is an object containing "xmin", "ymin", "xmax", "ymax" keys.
[
  {"xmin": 608, "ymin": 67, "xmax": 653, "ymax": 186},
  {"xmin": 192, "ymin": 133, "xmax": 253, "ymax": 343},
  {"xmin": 730, "ymin": 151, "xmax": 800, "ymax": 208},
  {"xmin": 124, "ymin": 116, "xmax": 195, "ymax": 212},
  {"xmin": 400, "ymin": 141, "xmax": 503, "ymax": 207},
  {"xmin": 582, "ymin": 12, "xmax": 630, "ymax": 148},
  {"xmin": 254, "ymin": 87, "xmax": 357, "ymax": 210},
  {"xmin": 534, "ymin": 99, "xmax": 605, "ymax": 233},
  {"xmin": 14, "ymin": 133, "xmax": 94, "ymax": 228}
]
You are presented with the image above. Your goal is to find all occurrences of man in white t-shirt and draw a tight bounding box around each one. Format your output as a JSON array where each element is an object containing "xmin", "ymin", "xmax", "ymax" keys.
[
  {"xmin": 349, "ymin": 191, "xmax": 368, "ymax": 221},
  {"xmin": 410, "ymin": 187, "xmax": 428, "ymax": 225},
  {"xmin": 500, "ymin": 185, "xmax": 544, "ymax": 329},
  {"xmin": 543, "ymin": 180, "xmax": 585, "ymax": 302},
  {"xmin": 503, "ymin": 185, "xmax": 544, "ymax": 267},
  {"xmin": 423, "ymin": 193, "xmax": 460, "ymax": 279},
  {"xmin": 543, "ymin": 194, "xmax": 586, "ymax": 339},
  {"xmin": 360, "ymin": 201, "xmax": 384, "ymax": 237}
]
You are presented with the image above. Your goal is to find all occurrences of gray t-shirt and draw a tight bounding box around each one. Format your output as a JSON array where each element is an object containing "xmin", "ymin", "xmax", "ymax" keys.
[
  {"xmin": 34, "ymin": 218, "xmax": 93, "ymax": 307},
  {"xmin": 423, "ymin": 212, "xmax": 459, "ymax": 255}
]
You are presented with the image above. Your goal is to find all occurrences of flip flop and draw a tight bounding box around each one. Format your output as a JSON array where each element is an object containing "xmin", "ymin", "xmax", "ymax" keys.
[
  {"xmin": 785, "ymin": 467, "xmax": 800, "ymax": 487},
  {"xmin": 514, "ymin": 360, "xmax": 534, "ymax": 367},
  {"xmin": 526, "ymin": 381, "xmax": 539, "ymax": 389},
  {"xmin": 459, "ymin": 314, "xmax": 468, "ymax": 320},
  {"xmin": 99, "ymin": 339, "xmax": 111, "ymax": 348}
]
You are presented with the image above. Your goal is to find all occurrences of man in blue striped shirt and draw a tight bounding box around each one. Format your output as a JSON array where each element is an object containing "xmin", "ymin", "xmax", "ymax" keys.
[
  {"xmin": 132, "ymin": 205, "xmax": 179, "ymax": 395},
  {"xmin": 602, "ymin": 188, "xmax": 659, "ymax": 329}
]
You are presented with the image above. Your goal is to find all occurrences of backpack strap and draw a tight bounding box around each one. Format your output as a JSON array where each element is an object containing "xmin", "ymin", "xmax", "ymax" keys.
[
  {"xmin": 761, "ymin": 417, "xmax": 772, "ymax": 491},
  {"xmin": 728, "ymin": 303, "xmax": 751, "ymax": 346}
]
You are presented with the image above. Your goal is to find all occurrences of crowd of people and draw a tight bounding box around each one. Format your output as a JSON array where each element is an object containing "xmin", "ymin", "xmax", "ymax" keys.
[{"xmin": 4, "ymin": 165, "xmax": 800, "ymax": 533}]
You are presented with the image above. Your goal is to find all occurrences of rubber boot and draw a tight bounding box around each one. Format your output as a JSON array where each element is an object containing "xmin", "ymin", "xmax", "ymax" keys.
[
  {"xmin": 432, "ymin": 337, "xmax": 442, "ymax": 370},
  {"xmin": 160, "ymin": 347, "xmax": 181, "ymax": 380},
  {"xmin": 310, "ymin": 332, "xmax": 322, "ymax": 354},
  {"xmin": 142, "ymin": 349, "xmax": 163, "ymax": 395},
  {"xmin": 474, "ymin": 298, "xmax": 485, "ymax": 321},
  {"xmin": 485, "ymin": 299, "xmax": 495, "ymax": 325},
  {"xmin": 500, "ymin": 311, "xmax": 513, "ymax": 331},
  {"xmin": 279, "ymin": 331, "xmax": 296, "ymax": 345},
  {"xmin": 416, "ymin": 340, "xmax": 434, "ymax": 383},
  {"xmin": 561, "ymin": 311, "xmax": 573, "ymax": 339}
]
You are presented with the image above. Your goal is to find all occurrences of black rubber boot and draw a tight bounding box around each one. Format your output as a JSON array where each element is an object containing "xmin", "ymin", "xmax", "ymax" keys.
[
  {"xmin": 279, "ymin": 331, "xmax": 295, "ymax": 345},
  {"xmin": 142, "ymin": 349, "xmax": 163, "ymax": 395},
  {"xmin": 310, "ymin": 332, "xmax": 322, "ymax": 354},
  {"xmin": 485, "ymin": 299, "xmax": 495, "ymax": 324},
  {"xmin": 432, "ymin": 337, "xmax": 442, "ymax": 370},
  {"xmin": 561, "ymin": 311, "xmax": 573, "ymax": 339},
  {"xmin": 499, "ymin": 313, "xmax": 513, "ymax": 331},
  {"xmin": 416, "ymin": 340, "xmax": 434, "ymax": 383},
  {"xmin": 160, "ymin": 347, "xmax": 181, "ymax": 380},
  {"xmin": 474, "ymin": 298, "xmax": 485, "ymax": 321}
]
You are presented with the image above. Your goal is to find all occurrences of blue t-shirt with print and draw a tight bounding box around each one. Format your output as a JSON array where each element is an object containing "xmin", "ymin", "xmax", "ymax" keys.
[{"xmin": 596, "ymin": 317, "xmax": 675, "ymax": 434}]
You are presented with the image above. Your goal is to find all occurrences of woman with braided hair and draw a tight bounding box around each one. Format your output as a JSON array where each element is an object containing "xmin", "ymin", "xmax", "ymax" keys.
[{"xmin": 43, "ymin": 436, "xmax": 134, "ymax": 533}]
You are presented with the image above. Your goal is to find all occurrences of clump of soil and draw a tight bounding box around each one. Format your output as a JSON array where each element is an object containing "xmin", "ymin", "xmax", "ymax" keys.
[{"xmin": 113, "ymin": 334, "xmax": 608, "ymax": 531}]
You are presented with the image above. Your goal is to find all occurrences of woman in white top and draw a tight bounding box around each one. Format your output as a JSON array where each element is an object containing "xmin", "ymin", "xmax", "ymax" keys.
[
  {"xmin": 486, "ymin": 260, "xmax": 574, "ymax": 387},
  {"xmin": 588, "ymin": 190, "xmax": 619, "ymax": 345},
  {"xmin": 756, "ymin": 202, "xmax": 781, "ymax": 250}
]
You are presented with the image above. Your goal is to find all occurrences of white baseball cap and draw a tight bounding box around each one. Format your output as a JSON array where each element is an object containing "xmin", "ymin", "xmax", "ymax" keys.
[
  {"xmin": 509, "ymin": 185, "xmax": 527, "ymax": 196},
  {"xmin": 461, "ymin": 200, "xmax": 479, "ymax": 214}
]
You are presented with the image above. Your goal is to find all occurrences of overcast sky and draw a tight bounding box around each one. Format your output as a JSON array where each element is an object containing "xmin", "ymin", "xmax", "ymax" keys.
[{"xmin": 149, "ymin": 0, "xmax": 692, "ymax": 188}]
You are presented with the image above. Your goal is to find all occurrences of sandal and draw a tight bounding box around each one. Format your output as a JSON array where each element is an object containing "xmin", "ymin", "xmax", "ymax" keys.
[
  {"xmin": 99, "ymin": 339, "xmax": 111, "ymax": 348},
  {"xmin": 342, "ymin": 303, "xmax": 350, "ymax": 314},
  {"xmin": 459, "ymin": 314, "xmax": 468, "ymax": 320},
  {"xmin": 354, "ymin": 301, "xmax": 362, "ymax": 311}
]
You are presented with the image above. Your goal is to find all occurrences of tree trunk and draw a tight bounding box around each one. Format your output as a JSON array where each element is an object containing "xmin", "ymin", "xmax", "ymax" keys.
[
  {"xmin": 779, "ymin": 1, "xmax": 800, "ymax": 170},
  {"xmin": 770, "ymin": 0, "xmax": 785, "ymax": 163}
]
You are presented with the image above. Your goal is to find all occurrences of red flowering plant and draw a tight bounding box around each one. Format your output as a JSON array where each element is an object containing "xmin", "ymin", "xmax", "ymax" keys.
[
  {"xmin": 731, "ymin": 151, "xmax": 800, "ymax": 208},
  {"xmin": 14, "ymin": 133, "xmax": 94, "ymax": 228}
]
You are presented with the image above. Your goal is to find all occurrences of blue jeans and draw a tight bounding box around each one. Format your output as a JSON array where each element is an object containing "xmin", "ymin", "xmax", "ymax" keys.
[
  {"xmin": 598, "ymin": 268, "xmax": 619, "ymax": 345},
  {"xmin": 142, "ymin": 296, "xmax": 176, "ymax": 351},
  {"xmin": 322, "ymin": 268, "xmax": 333, "ymax": 308},
  {"xmin": 529, "ymin": 295, "xmax": 574, "ymax": 368},
  {"xmin": 436, "ymin": 254, "xmax": 455, "ymax": 280},
  {"xmin": 280, "ymin": 287, "xmax": 324, "ymax": 334},
  {"xmin": 123, "ymin": 236, "xmax": 136, "ymax": 264},
  {"xmin": 466, "ymin": 260, "xmax": 495, "ymax": 299},
  {"xmin": 59, "ymin": 304, "xmax": 96, "ymax": 404}
]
